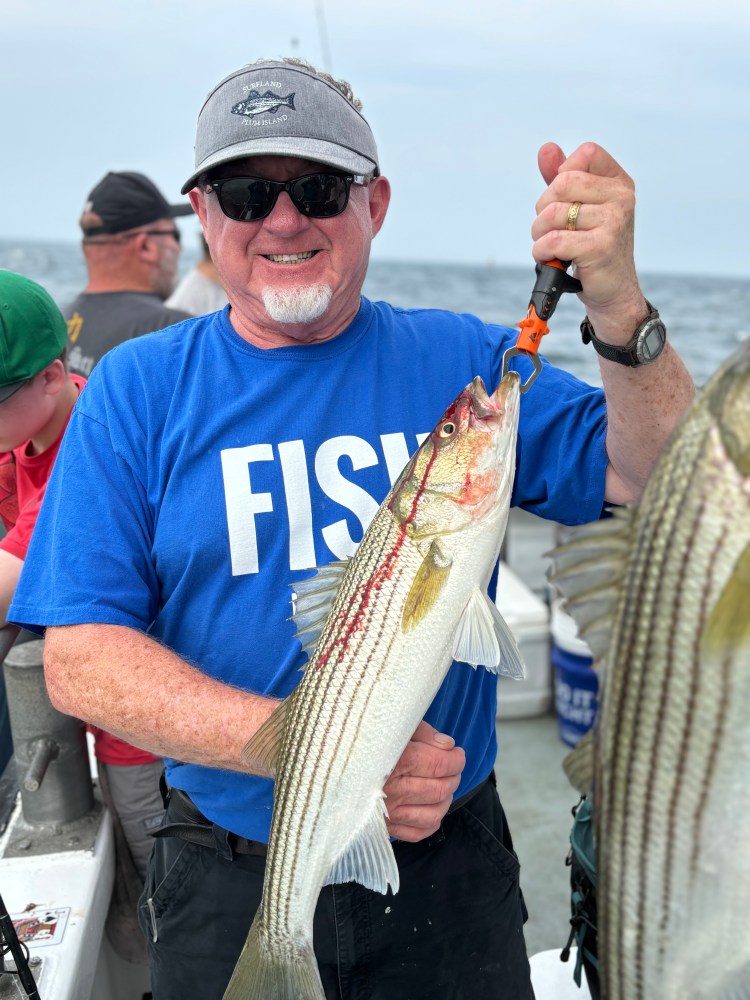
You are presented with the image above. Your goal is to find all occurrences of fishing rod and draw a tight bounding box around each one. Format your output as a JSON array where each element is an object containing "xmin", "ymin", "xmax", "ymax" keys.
[
  {"xmin": 501, "ymin": 258, "xmax": 582, "ymax": 392},
  {"xmin": 0, "ymin": 889, "xmax": 42, "ymax": 1000}
]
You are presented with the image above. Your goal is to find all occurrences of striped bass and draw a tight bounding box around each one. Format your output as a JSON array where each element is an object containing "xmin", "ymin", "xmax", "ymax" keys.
[
  {"xmin": 548, "ymin": 341, "xmax": 750, "ymax": 999},
  {"xmin": 222, "ymin": 372, "xmax": 524, "ymax": 1000}
]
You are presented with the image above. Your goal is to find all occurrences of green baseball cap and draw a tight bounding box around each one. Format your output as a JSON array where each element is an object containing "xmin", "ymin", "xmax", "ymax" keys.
[{"xmin": 0, "ymin": 271, "xmax": 68, "ymax": 402}]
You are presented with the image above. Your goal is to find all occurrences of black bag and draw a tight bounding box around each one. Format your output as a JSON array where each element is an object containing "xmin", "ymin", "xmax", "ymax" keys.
[{"xmin": 562, "ymin": 797, "xmax": 600, "ymax": 999}]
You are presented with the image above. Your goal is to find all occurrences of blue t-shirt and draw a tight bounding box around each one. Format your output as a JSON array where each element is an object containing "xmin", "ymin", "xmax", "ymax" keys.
[{"xmin": 10, "ymin": 297, "xmax": 607, "ymax": 841}]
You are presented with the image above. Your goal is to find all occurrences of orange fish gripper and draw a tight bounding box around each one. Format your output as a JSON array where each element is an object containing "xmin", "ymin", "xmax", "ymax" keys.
[{"xmin": 502, "ymin": 259, "xmax": 582, "ymax": 393}]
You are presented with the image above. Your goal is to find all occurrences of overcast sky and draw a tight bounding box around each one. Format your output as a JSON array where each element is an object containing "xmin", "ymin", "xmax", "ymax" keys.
[{"xmin": 2, "ymin": 0, "xmax": 748, "ymax": 278}]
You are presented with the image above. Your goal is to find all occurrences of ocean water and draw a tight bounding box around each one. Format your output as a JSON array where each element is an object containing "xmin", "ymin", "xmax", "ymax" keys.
[{"xmin": 1, "ymin": 237, "xmax": 748, "ymax": 388}]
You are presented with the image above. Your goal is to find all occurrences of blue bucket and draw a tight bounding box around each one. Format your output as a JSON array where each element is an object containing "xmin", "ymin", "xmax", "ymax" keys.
[{"xmin": 550, "ymin": 600, "xmax": 598, "ymax": 747}]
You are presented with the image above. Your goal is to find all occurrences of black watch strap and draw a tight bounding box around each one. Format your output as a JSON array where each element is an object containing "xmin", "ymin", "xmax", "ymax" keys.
[{"xmin": 581, "ymin": 300, "xmax": 665, "ymax": 367}]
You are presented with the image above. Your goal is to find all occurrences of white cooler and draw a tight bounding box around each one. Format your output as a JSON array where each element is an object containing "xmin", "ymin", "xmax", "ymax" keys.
[{"xmin": 495, "ymin": 563, "xmax": 551, "ymax": 719}]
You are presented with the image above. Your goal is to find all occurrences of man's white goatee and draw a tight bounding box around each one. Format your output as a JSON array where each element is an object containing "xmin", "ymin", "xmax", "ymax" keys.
[{"xmin": 262, "ymin": 285, "xmax": 333, "ymax": 324}]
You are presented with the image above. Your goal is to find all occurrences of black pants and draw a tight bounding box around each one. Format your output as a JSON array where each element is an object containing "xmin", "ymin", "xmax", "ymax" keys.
[{"xmin": 138, "ymin": 776, "xmax": 533, "ymax": 999}]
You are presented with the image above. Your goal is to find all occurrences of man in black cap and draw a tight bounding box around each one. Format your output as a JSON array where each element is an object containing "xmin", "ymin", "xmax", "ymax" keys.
[{"xmin": 64, "ymin": 171, "xmax": 193, "ymax": 376}]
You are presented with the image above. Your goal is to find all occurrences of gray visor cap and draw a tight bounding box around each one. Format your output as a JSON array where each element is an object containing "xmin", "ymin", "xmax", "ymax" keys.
[{"xmin": 182, "ymin": 62, "xmax": 379, "ymax": 193}]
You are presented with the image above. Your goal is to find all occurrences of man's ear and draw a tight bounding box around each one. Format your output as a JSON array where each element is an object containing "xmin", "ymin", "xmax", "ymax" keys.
[
  {"xmin": 40, "ymin": 359, "xmax": 68, "ymax": 395},
  {"xmin": 189, "ymin": 188, "xmax": 209, "ymax": 229},
  {"xmin": 133, "ymin": 231, "xmax": 160, "ymax": 263},
  {"xmin": 368, "ymin": 176, "xmax": 391, "ymax": 237}
]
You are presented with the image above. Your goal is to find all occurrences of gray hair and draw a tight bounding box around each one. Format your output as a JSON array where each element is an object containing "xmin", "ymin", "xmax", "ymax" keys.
[{"xmin": 245, "ymin": 56, "xmax": 363, "ymax": 111}]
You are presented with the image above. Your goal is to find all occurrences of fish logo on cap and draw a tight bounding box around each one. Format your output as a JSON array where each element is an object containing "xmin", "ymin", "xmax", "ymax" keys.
[{"xmin": 231, "ymin": 91, "xmax": 296, "ymax": 118}]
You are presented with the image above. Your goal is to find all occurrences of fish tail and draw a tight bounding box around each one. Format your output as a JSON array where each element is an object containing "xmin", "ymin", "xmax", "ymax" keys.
[{"xmin": 222, "ymin": 916, "xmax": 324, "ymax": 1000}]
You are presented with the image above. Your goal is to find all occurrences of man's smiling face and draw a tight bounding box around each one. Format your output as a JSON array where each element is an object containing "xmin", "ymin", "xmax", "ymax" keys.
[{"xmin": 190, "ymin": 155, "xmax": 390, "ymax": 348}]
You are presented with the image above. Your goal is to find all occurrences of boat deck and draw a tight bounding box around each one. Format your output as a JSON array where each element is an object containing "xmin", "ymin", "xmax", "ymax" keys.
[
  {"xmin": 495, "ymin": 712, "xmax": 576, "ymax": 957},
  {"xmin": 496, "ymin": 507, "xmax": 592, "ymax": 996}
]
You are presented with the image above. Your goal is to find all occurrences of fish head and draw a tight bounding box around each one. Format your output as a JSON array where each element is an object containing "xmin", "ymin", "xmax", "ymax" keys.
[{"xmin": 389, "ymin": 372, "xmax": 521, "ymax": 540}]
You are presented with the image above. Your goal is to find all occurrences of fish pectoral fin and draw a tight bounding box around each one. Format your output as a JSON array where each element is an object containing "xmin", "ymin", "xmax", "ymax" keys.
[
  {"xmin": 323, "ymin": 796, "xmax": 399, "ymax": 895},
  {"xmin": 712, "ymin": 960, "xmax": 750, "ymax": 1000},
  {"xmin": 703, "ymin": 541, "xmax": 750, "ymax": 654},
  {"xmin": 402, "ymin": 539, "xmax": 453, "ymax": 632},
  {"xmin": 453, "ymin": 587, "xmax": 526, "ymax": 678},
  {"xmin": 562, "ymin": 730, "xmax": 596, "ymax": 798},
  {"xmin": 240, "ymin": 695, "xmax": 294, "ymax": 778},
  {"xmin": 290, "ymin": 559, "xmax": 350, "ymax": 660},
  {"xmin": 546, "ymin": 507, "xmax": 635, "ymax": 661}
]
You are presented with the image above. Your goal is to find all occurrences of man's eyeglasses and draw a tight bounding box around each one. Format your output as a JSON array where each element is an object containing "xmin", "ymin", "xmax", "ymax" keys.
[
  {"xmin": 208, "ymin": 172, "xmax": 356, "ymax": 223},
  {"xmin": 83, "ymin": 228, "xmax": 181, "ymax": 245},
  {"xmin": 138, "ymin": 228, "xmax": 181, "ymax": 244}
]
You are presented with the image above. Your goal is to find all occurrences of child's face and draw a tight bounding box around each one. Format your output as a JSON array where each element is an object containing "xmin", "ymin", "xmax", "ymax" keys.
[{"xmin": 0, "ymin": 374, "xmax": 51, "ymax": 452}]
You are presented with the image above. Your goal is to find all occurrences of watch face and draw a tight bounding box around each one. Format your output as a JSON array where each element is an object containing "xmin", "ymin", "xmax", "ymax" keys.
[{"xmin": 637, "ymin": 320, "xmax": 666, "ymax": 364}]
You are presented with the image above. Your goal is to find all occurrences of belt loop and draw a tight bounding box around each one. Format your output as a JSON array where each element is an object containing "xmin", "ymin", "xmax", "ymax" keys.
[{"xmin": 212, "ymin": 823, "xmax": 235, "ymax": 861}]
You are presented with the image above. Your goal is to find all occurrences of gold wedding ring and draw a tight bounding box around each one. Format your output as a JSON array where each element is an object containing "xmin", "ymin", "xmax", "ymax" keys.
[{"xmin": 566, "ymin": 201, "xmax": 582, "ymax": 231}]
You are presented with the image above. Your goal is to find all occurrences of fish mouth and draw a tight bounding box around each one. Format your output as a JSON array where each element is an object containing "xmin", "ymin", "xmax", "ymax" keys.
[{"xmin": 469, "ymin": 372, "xmax": 521, "ymax": 419}]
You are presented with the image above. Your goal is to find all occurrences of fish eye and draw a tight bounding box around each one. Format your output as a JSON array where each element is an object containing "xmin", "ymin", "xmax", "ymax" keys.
[{"xmin": 439, "ymin": 422, "xmax": 456, "ymax": 438}]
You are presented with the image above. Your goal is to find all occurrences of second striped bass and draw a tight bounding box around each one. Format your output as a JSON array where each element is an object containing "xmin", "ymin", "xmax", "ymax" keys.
[
  {"xmin": 548, "ymin": 341, "xmax": 750, "ymax": 999},
  {"xmin": 222, "ymin": 372, "xmax": 524, "ymax": 1000}
]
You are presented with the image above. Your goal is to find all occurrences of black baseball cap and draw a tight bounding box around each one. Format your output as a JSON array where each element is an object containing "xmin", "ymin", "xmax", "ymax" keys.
[{"xmin": 80, "ymin": 171, "xmax": 193, "ymax": 236}]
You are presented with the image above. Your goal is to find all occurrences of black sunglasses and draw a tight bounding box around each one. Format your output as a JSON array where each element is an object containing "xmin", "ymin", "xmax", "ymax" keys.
[
  {"xmin": 140, "ymin": 228, "xmax": 181, "ymax": 244},
  {"xmin": 208, "ymin": 171, "xmax": 355, "ymax": 223}
]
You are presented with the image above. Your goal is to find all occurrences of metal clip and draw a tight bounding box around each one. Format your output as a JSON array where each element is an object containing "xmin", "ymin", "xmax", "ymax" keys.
[
  {"xmin": 501, "ymin": 347, "xmax": 543, "ymax": 394},
  {"xmin": 501, "ymin": 259, "xmax": 583, "ymax": 395}
]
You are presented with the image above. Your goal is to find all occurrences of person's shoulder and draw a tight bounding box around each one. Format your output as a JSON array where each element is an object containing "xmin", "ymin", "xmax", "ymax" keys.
[
  {"xmin": 366, "ymin": 298, "xmax": 516, "ymax": 342},
  {"xmin": 73, "ymin": 312, "xmax": 222, "ymax": 435},
  {"xmin": 61, "ymin": 292, "xmax": 87, "ymax": 319},
  {"xmin": 113, "ymin": 292, "xmax": 191, "ymax": 326},
  {"xmin": 106, "ymin": 310, "xmax": 207, "ymax": 360},
  {"xmin": 67, "ymin": 291, "xmax": 188, "ymax": 325}
]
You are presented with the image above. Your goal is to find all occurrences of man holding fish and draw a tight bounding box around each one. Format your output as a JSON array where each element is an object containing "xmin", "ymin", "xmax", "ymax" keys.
[{"xmin": 10, "ymin": 58, "xmax": 694, "ymax": 999}]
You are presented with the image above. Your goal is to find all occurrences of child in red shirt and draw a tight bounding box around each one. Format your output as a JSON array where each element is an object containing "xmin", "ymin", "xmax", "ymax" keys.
[
  {"xmin": 0, "ymin": 271, "xmax": 162, "ymax": 963},
  {"xmin": 0, "ymin": 269, "xmax": 86, "ymax": 775}
]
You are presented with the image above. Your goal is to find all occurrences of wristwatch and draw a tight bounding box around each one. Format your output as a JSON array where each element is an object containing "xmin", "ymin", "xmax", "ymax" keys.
[{"xmin": 580, "ymin": 300, "xmax": 667, "ymax": 367}]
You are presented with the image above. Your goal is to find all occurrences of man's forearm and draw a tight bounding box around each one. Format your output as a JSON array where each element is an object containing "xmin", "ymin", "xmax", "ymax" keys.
[
  {"xmin": 602, "ymin": 341, "xmax": 695, "ymax": 505},
  {"xmin": 44, "ymin": 623, "xmax": 280, "ymax": 774},
  {"xmin": 0, "ymin": 549, "xmax": 24, "ymax": 628}
]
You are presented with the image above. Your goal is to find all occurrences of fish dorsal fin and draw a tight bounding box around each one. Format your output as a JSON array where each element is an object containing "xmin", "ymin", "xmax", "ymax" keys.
[
  {"xmin": 323, "ymin": 795, "xmax": 399, "ymax": 895},
  {"xmin": 290, "ymin": 560, "xmax": 350, "ymax": 658},
  {"xmin": 402, "ymin": 539, "xmax": 453, "ymax": 632},
  {"xmin": 703, "ymin": 541, "xmax": 750, "ymax": 655},
  {"xmin": 453, "ymin": 587, "xmax": 526, "ymax": 679},
  {"xmin": 546, "ymin": 506, "xmax": 637, "ymax": 667},
  {"xmin": 240, "ymin": 695, "xmax": 294, "ymax": 778},
  {"xmin": 563, "ymin": 730, "xmax": 596, "ymax": 798}
]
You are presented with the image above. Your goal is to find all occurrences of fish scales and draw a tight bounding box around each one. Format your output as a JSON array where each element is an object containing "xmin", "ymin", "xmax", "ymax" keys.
[
  {"xmin": 550, "ymin": 342, "xmax": 750, "ymax": 999},
  {"xmin": 267, "ymin": 514, "xmax": 425, "ymax": 931},
  {"xmin": 605, "ymin": 418, "xmax": 712, "ymax": 989},
  {"xmin": 223, "ymin": 373, "xmax": 522, "ymax": 999},
  {"xmin": 606, "ymin": 446, "xmax": 708, "ymax": 990},
  {"xmin": 608, "ymin": 422, "xmax": 748, "ymax": 997}
]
